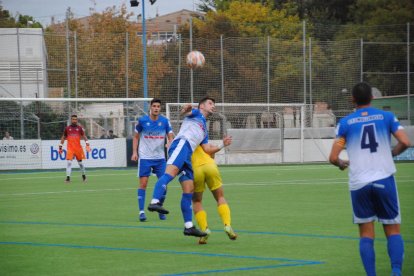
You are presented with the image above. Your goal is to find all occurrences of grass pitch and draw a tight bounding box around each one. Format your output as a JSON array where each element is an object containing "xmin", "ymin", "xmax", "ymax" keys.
[{"xmin": 0, "ymin": 163, "xmax": 413, "ymax": 275}]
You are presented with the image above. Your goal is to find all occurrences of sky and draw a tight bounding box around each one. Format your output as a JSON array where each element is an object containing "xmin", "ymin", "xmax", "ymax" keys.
[{"xmin": 2, "ymin": 0, "xmax": 201, "ymax": 26}]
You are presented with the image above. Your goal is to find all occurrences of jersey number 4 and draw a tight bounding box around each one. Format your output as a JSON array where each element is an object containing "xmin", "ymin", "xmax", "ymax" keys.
[{"xmin": 360, "ymin": 124, "xmax": 379, "ymax": 153}]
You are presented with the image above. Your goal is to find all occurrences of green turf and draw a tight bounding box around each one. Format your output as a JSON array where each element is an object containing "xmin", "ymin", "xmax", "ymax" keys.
[{"xmin": 0, "ymin": 163, "xmax": 413, "ymax": 275}]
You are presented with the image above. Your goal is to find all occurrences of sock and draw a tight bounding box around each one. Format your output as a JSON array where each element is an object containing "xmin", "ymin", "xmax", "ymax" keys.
[
  {"xmin": 66, "ymin": 160, "xmax": 72, "ymax": 177},
  {"xmin": 181, "ymin": 193, "xmax": 193, "ymax": 224},
  {"xmin": 137, "ymin": 189, "xmax": 146, "ymax": 211},
  {"xmin": 152, "ymin": 174, "xmax": 173, "ymax": 201},
  {"xmin": 217, "ymin": 203, "xmax": 231, "ymax": 226},
  {"xmin": 159, "ymin": 188, "xmax": 167, "ymax": 205},
  {"xmin": 359, "ymin": 237, "xmax": 376, "ymax": 276},
  {"xmin": 78, "ymin": 161, "xmax": 85, "ymax": 175},
  {"xmin": 387, "ymin": 234, "xmax": 404, "ymax": 274},
  {"xmin": 195, "ymin": 210, "xmax": 208, "ymax": 231}
]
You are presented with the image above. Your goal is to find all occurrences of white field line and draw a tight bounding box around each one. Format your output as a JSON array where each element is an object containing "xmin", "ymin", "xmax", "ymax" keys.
[{"xmin": 0, "ymin": 179, "xmax": 413, "ymax": 197}]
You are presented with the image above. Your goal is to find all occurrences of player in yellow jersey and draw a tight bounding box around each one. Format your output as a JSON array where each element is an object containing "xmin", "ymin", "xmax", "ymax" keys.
[{"xmin": 192, "ymin": 136, "xmax": 237, "ymax": 244}]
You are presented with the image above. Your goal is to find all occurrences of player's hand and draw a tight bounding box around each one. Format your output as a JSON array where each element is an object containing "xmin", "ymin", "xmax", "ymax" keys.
[
  {"xmin": 58, "ymin": 144, "xmax": 63, "ymax": 155},
  {"xmin": 338, "ymin": 159, "xmax": 349, "ymax": 171},
  {"xmin": 131, "ymin": 153, "xmax": 138, "ymax": 161},
  {"xmin": 223, "ymin": 136, "xmax": 232, "ymax": 147},
  {"xmin": 85, "ymin": 142, "xmax": 91, "ymax": 152}
]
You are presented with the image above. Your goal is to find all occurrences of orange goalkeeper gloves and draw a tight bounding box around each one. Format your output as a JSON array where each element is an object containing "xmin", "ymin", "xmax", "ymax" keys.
[{"xmin": 85, "ymin": 142, "xmax": 91, "ymax": 152}]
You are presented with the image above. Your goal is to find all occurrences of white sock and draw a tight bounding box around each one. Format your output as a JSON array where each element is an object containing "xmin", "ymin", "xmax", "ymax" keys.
[
  {"xmin": 139, "ymin": 210, "xmax": 145, "ymax": 214},
  {"xmin": 78, "ymin": 161, "xmax": 85, "ymax": 174},
  {"xmin": 66, "ymin": 160, "xmax": 72, "ymax": 176},
  {"xmin": 184, "ymin": 221, "xmax": 193, "ymax": 229},
  {"xmin": 150, "ymin": 199, "xmax": 160, "ymax": 204}
]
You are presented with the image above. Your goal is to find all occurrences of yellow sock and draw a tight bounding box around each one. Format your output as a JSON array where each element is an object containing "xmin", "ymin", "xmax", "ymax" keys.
[
  {"xmin": 217, "ymin": 203, "xmax": 231, "ymax": 226},
  {"xmin": 195, "ymin": 210, "xmax": 208, "ymax": 231}
]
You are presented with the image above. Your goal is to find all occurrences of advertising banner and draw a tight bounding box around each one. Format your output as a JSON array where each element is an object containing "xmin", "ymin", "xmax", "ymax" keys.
[
  {"xmin": 0, "ymin": 140, "xmax": 42, "ymax": 170},
  {"xmin": 41, "ymin": 139, "xmax": 126, "ymax": 169}
]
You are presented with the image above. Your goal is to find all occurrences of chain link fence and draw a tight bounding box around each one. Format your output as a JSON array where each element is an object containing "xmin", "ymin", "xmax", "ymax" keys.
[{"xmin": 0, "ymin": 23, "xmax": 413, "ymax": 139}]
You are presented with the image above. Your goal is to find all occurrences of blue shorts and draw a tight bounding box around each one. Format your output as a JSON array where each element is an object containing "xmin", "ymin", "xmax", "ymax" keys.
[
  {"xmin": 138, "ymin": 159, "xmax": 166, "ymax": 178},
  {"xmin": 167, "ymin": 139, "xmax": 194, "ymax": 182},
  {"xmin": 350, "ymin": 175, "xmax": 401, "ymax": 224}
]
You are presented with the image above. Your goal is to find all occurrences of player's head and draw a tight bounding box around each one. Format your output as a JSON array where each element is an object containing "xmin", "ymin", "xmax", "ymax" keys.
[
  {"xmin": 150, "ymin": 98, "xmax": 162, "ymax": 116},
  {"xmin": 198, "ymin": 96, "xmax": 215, "ymax": 116},
  {"xmin": 71, "ymin": 114, "xmax": 78, "ymax": 125},
  {"xmin": 352, "ymin": 82, "xmax": 372, "ymax": 106}
]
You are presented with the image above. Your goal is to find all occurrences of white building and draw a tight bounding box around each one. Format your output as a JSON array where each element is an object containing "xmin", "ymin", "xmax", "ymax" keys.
[{"xmin": 0, "ymin": 28, "xmax": 48, "ymax": 98}]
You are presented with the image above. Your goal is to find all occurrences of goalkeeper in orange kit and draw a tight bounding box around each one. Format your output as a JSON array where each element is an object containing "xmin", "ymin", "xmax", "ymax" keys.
[{"xmin": 59, "ymin": 114, "xmax": 91, "ymax": 183}]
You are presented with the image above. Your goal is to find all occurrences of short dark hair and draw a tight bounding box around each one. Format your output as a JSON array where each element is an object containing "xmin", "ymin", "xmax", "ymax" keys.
[
  {"xmin": 109, "ymin": 130, "xmax": 113, "ymax": 133},
  {"xmin": 352, "ymin": 82, "xmax": 372, "ymax": 106},
  {"xmin": 71, "ymin": 114, "xmax": 78, "ymax": 118},
  {"xmin": 150, "ymin": 98, "xmax": 161, "ymax": 106},
  {"xmin": 198, "ymin": 96, "xmax": 215, "ymax": 108}
]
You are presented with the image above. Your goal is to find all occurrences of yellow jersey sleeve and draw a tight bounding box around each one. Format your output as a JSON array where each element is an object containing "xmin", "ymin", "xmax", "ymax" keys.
[{"xmin": 191, "ymin": 145, "xmax": 215, "ymax": 168}]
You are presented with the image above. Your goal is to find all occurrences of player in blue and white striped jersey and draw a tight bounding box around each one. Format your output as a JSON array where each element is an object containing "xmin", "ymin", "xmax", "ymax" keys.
[
  {"xmin": 329, "ymin": 82, "xmax": 411, "ymax": 276},
  {"xmin": 131, "ymin": 99, "xmax": 174, "ymax": 222},
  {"xmin": 148, "ymin": 96, "xmax": 225, "ymax": 238}
]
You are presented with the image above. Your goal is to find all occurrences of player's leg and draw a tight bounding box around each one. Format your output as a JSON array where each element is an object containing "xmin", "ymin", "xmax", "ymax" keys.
[
  {"xmin": 137, "ymin": 159, "xmax": 151, "ymax": 221},
  {"xmin": 193, "ymin": 166, "xmax": 210, "ymax": 243},
  {"xmin": 153, "ymin": 160, "xmax": 168, "ymax": 220},
  {"xmin": 375, "ymin": 175, "xmax": 404, "ymax": 276},
  {"xmin": 148, "ymin": 139, "xmax": 186, "ymax": 213},
  {"xmin": 206, "ymin": 163, "xmax": 237, "ymax": 240},
  {"xmin": 65, "ymin": 150, "xmax": 75, "ymax": 182},
  {"xmin": 351, "ymin": 184, "xmax": 377, "ymax": 276},
  {"xmin": 180, "ymin": 174, "xmax": 206, "ymax": 238},
  {"xmin": 138, "ymin": 176, "xmax": 149, "ymax": 221},
  {"xmin": 75, "ymin": 150, "xmax": 86, "ymax": 182}
]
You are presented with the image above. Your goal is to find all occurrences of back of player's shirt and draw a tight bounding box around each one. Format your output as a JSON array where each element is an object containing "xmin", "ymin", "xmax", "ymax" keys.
[
  {"xmin": 336, "ymin": 107, "xmax": 403, "ymax": 190},
  {"xmin": 174, "ymin": 109, "xmax": 208, "ymax": 151},
  {"xmin": 64, "ymin": 125, "xmax": 84, "ymax": 151},
  {"xmin": 135, "ymin": 115, "xmax": 173, "ymax": 159}
]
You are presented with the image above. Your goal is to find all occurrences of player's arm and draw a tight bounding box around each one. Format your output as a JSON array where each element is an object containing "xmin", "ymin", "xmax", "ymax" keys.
[
  {"xmin": 329, "ymin": 137, "xmax": 349, "ymax": 170},
  {"xmin": 391, "ymin": 129, "xmax": 411, "ymax": 157},
  {"xmin": 58, "ymin": 130, "xmax": 66, "ymax": 155},
  {"xmin": 201, "ymin": 135, "xmax": 232, "ymax": 155},
  {"xmin": 131, "ymin": 132, "xmax": 140, "ymax": 161},
  {"xmin": 166, "ymin": 132, "xmax": 174, "ymax": 149},
  {"xmin": 180, "ymin": 104, "xmax": 193, "ymax": 117},
  {"xmin": 81, "ymin": 133, "xmax": 91, "ymax": 152}
]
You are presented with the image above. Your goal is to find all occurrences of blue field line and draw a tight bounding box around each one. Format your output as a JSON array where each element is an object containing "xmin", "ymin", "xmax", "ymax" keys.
[
  {"xmin": 0, "ymin": 241, "xmax": 324, "ymax": 275},
  {"xmin": 1, "ymin": 220, "xmax": 413, "ymax": 244},
  {"xmin": 162, "ymin": 261, "xmax": 323, "ymax": 275}
]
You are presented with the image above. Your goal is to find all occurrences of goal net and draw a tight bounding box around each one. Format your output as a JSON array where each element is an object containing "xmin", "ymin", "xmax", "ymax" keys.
[
  {"xmin": 167, "ymin": 103, "xmax": 336, "ymax": 164},
  {"xmin": 0, "ymin": 97, "xmax": 151, "ymax": 170}
]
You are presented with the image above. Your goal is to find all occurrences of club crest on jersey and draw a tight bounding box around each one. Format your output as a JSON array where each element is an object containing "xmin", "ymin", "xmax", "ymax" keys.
[
  {"xmin": 362, "ymin": 111, "xmax": 368, "ymax": 116},
  {"xmin": 158, "ymin": 122, "xmax": 162, "ymax": 126},
  {"xmin": 146, "ymin": 122, "xmax": 150, "ymax": 126}
]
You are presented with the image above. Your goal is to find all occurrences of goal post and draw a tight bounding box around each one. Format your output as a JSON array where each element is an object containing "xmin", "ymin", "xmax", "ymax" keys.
[
  {"xmin": 167, "ymin": 102, "xmax": 338, "ymax": 164},
  {"xmin": 0, "ymin": 97, "xmax": 152, "ymax": 170}
]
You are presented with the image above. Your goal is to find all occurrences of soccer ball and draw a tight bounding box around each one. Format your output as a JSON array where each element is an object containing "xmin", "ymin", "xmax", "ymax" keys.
[{"xmin": 186, "ymin": 50, "xmax": 205, "ymax": 69}]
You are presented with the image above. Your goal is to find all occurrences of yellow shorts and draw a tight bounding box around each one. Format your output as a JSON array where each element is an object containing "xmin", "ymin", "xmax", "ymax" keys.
[
  {"xmin": 66, "ymin": 148, "xmax": 85, "ymax": 161},
  {"xmin": 193, "ymin": 163, "xmax": 222, "ymax": 193}
]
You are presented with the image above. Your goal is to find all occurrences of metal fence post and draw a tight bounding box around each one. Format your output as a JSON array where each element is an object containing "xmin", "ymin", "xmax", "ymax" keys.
[
  {"xmin": 190, "ymin": 17, "xmax": 193, "ymax": 103},
  {"xmin": 17, "ymin": 28, "xmax": 24, "ymax": 139},
  {"xmin": 302, "ymin": 20, "xmax": 307, "ymax": 104},
  {"xmin": 407, "ymin": 22, "xmax": 411, "ymax": 124},
  {"xmin": 220, "ymin": 34, "xmax": 225, "ymax": 111}
]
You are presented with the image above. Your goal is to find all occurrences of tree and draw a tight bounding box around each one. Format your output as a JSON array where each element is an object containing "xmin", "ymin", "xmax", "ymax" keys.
[{"xmin": 0, "ymin": 5, "xmax": 43, "ymax": 28}]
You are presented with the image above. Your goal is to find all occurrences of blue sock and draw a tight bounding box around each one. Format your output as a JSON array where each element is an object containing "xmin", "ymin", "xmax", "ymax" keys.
[
  {"xmin": 181, "ymin": 193, "xmax": 193, "ymax": 224},
  {"xmin": 387, "ymin": 234, "xmax": 404, "ymax": 275},
  {"xmin": 159, "ymin": 189, "xmax": 167, "ymax": 205},
  {"xmin": 152, "ymin": 174, "xmax": 173, "ymax": 201},
  {"xmin": 137, "ymin": 189, "xmax": 145, "ymax": 211},
  {"xmin": 360, "ymin": 237, "xmax": 376, "ymax": 276}
]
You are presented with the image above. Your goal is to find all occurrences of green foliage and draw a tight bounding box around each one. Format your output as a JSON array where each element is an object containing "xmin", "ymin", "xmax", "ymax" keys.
[{"xmin": 0, "ymin": 5, "xmax": 43, "ymax": 28}]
